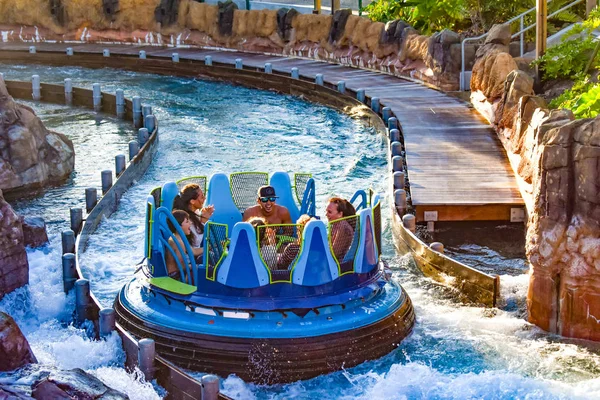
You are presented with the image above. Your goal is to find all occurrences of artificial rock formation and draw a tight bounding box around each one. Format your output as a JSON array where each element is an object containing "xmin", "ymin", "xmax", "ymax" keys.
[
  {"xmin": 0, "ymin": 78, "xmax": 74, "ymax": 196},
  {"xmin": 470, "ymin": 25, "xmax": 600, "ymax": 341},
  {"xmin": 21, "ymin": 216, "xmax": 49, "ymax": 248},
  {"xmin": 0, "ymin": 0, "xmax": 468, "ymax": 89},
  {"xmin": 0, "ymin": 189, "xmax": 28, "ymax": 299},
  {"xmin": 0, "ymin": 312, "xmax": 37, "ymax": 371},
  {"xmin": 31, "ymin": 369, "xmax": 129, "ymax": 399}
]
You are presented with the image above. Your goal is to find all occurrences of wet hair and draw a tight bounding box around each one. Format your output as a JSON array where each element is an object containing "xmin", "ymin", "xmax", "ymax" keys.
[
  {"xmin": 328, "ymin": 197, "xmax": 356, "ymax": 218},
  {"xmin": 173, "ymin": 183, "xmax": 204, "ymax": 233},
  {"xmin": 248, "ymin": 217, "xmax": 268, "ymax": 244},
  {"xmin": 168, "ymin": 209, "xmax": 189, "ymax": 234}
]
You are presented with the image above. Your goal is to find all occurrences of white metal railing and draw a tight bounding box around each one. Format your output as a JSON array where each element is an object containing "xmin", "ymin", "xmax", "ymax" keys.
[{"xmin": 460, "ymin": 0, "xmax": 588, "ymax": 91}]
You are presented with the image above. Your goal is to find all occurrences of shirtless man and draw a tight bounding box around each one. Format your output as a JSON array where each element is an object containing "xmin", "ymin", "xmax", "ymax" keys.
[{"xmin": 243, "ymin": 185, "xmax": 292, "ymax": 225}]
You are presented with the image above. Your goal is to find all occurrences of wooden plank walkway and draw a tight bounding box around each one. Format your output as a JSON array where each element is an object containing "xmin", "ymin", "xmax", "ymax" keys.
[{"xmin": 0, "ymin": 42, "xmax": 524, "ymax": 222}]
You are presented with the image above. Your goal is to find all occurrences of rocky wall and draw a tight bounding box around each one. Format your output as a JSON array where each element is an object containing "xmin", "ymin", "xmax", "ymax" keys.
[
  {"xmin": 0, "ymin": 189, "xmax": 28, "ymax": 299},
  {"xmin": 0, "ymin": 79, "xmax": 74, "ymax": 196},
  {"xmin": 470, "ymin": 24, "xmax": 600, "ymax": 341},
  {"xmin": 0, "ymin": 0, "xmax": 465, "ymax": 90}
]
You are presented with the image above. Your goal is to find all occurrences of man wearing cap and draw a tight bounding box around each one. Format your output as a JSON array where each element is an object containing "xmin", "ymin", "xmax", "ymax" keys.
[{"xmin": 243, "ymin": 185, "xmax": 292, "ymax": 225}]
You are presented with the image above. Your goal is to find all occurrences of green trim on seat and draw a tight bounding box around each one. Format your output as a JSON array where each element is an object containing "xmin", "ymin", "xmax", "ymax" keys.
[{"xmin": 149, "ymin": 277, "xmax": 197, "ymax": 295}]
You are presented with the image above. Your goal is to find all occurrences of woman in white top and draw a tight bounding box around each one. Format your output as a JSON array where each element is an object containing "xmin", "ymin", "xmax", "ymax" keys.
[{"xmin": 173, "ymin": 183, "xmax": 215, "ymax": 248}]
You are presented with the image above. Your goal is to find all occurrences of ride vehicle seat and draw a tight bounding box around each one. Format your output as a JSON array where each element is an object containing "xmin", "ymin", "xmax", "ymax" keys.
[
  {"xmin": 269, "ymin": 172, "xmax": 300, "ymax": 222},
  {"xmin": 206, "ymin": 173, "xmax": 242, "ymax": 233}
]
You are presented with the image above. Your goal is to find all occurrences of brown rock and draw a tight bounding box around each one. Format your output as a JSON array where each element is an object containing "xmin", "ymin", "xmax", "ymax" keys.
[
  {"xmin": 426, "ymin": 29, "xmax": 460, "ymax": 74},
  {"xmin": 31, "ymin": 368, "xmax": 128, "ymax": 399},
  {"xmin": 380, "ymin": 19, "xmax": 412, "ymax": 46},
  {"xmin": 21, "ymin": 217, "xmax": 48, "ymax": 248},
  {"xmin": 217, "ymin": 0, "xmax": 238, "ymax": 36},
  {"xmin": 527, "ymin": 114, "xmax": 600, "ymax": 341},
  {"xmin": 485, "ymin": 23, "xmax": 511, "ymax": 46},
  {"xmin": 0, "ymin": 80, "xmax": 74, "ymax": 196},
  {"xmin": 0, "ymin": 312, "xmax": 37, "ymax": 371},
  {"xmin": 276, "ymin": 8, "xmax": 298, "ymax": 42},
  {"xmin": 329, "ymin": 9, "xmax": 352, "ymax": 43},
  {"xmin": 0, "ymin": 189, "xmax": 28, "ymax": 299},
  {"xmin": 400, "ymin": 33, "xmax": 429, "ymax": 62},
  {"xmin": 496, "ymin": 69, "xmax": 534, "ymax": 130},
  {"xmin": 291, "ymin": 14, "xmax": 332, "ymax": 46},
  {"xmin": 471, "ymin": 50, "xmax": 518, "ymax": 100}
]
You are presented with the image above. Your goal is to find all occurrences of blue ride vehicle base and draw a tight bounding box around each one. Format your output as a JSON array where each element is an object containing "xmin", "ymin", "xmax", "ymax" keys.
[{"xmin": 115, "ymin": 172, "xmax": 415, "ymax": 384}]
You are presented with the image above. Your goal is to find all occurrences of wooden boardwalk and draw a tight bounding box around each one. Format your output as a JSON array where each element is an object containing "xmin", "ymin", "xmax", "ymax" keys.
[{"xmin": 0, "ymin": 42, "xmax": 524, "ymax": 222}]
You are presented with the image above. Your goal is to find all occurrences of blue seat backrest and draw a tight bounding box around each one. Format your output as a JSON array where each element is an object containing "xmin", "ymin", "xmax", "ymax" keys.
[
  {"xmin": 206, "ymin": 173, "xmax": 242, "ymax": 233},
  {"xmin": 216, "ymin": 222, "xmax": 270, "ymax": 288},
  {"xmin": 161, "ymin": 181, "xmax": 179, "ymax": 212},
  {"xmin": 291, "ymin": 220, "xmax": 339, "ymax": 286},
  {"xmin": 354, "ymin": 208, "xmax": 378, "ymax": 274},
  {"xmin": 270, "ymin": 172, "xmax": 300, "ymax": 222}
]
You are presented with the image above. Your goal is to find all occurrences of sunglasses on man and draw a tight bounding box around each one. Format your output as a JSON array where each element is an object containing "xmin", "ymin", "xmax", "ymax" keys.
[{"xmin": 259, "ymin": 197, "xmax": 277, "ymax": 203}]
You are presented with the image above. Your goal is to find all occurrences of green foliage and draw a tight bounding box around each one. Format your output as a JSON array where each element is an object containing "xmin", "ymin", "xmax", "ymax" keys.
[
  {"xmin": 549, "ymin": 75, "xmax": 600, "ymax": 120},
  {"xmin": 363, "ymin": 0, "xmax": 470, "ymax": 34},
  {"xmin": 533, "ymin": 7, "xmax": 600, "ymax": 81},
  {"xmin": 542, "ymin": 8, "xmax": 600, "ymax": 119},
  {"xmin": 572, "ymin": 85, "xmax": 600, "ymax": 118},
  {"xmin": 363, "ymin": 0, "xmax": 584, "ymax": 36},
  {"xmin": 549, "ymin": 75, "xmax": 593, "ymax": 110},
  {"xmin": 533, "ymin": 37, "xmax": 596, "ymax": 80}
]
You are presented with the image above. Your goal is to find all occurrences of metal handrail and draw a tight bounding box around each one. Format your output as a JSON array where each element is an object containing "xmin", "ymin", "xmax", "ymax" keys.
[
  {"xmin": 460, "ymin": 0, "xmax": 587, "ymax": 90},
  {"xmin": 511, "ymin": 0, "xmax": 584, "ymax": 38}
]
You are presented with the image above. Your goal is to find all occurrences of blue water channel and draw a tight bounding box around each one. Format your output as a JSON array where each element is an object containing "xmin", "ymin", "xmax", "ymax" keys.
[{"xmin": 1, "ymin": 64, "xmax": 599, "ymax": 399}]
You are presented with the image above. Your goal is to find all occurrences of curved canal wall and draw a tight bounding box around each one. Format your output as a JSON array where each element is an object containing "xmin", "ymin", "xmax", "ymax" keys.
[{"xmin": 469, "ymin": 24, "xmax": 600, "ymax": 341}]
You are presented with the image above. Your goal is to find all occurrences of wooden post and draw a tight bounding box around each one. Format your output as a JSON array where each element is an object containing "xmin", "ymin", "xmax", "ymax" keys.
[
  {"xmin": 332, "ymin": 0, "xmax": 340, "ymax": 13},
  {"xmin": 587, "ymin": 0, "xmax": 597, "ymax": 16},
  {"xmin": 535, "ymin": 0, "xmax": 547, "ymax": 86}
]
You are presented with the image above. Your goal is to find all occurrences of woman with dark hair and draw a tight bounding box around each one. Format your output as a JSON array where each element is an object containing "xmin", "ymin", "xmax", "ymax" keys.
[
  {"xmin": 165, "ymin": 209, "xmax": 203, "ymax": 282},
  {"xmin": 325, "ymin": 197, "xmax": 355, "ymax": 262},
  {"xmin": 173, "ymin": 183, "xmax": 214, "ymax": 248}
]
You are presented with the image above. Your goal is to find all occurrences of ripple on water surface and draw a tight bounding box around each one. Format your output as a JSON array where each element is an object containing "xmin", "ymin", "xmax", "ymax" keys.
[{"xmin": 1, "ymin": 64, "xmax": 600, "ymax": 399}]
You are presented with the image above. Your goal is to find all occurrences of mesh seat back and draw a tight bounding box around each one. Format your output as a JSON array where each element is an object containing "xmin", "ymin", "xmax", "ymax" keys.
[
  {"xmin": 176, "ymin": 176, "xmax": 207, "ymax": 196},
  {"xmin": 269, "ymin": 172, "xmax": 300, "ymax": 222},
  {"xmin": 230, "ymin": 172, "xmax": 269, "ymax": 213}
]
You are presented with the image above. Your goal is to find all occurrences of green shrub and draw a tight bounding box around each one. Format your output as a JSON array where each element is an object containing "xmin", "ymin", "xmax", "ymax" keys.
[
  {"xmin": 363, "ymin": 0, "xmax": 582, "ymax": 36},
  {"xmin": 532, "ymin": 7, "xmax": 600, "ymax": 80},
  {"xmin": 549, "ymin": 76, "xmax": 600, "ymax": 119},
  {"xmin": 362, "ymin": 0, "xmax": 470, "ymax": 34}
]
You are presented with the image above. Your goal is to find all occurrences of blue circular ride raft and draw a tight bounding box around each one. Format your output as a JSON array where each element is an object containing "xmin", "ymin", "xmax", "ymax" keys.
[{"xmin": 115, "ymin": 171, "xmax": 415, "ymax": 384}]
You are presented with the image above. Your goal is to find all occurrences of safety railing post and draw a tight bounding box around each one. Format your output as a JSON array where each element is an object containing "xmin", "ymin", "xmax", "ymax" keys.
[
  {"xmin": 587, "ymin": 0, "xmax": 597, "ymax": 16},
  {"xmin": 358, "ymin": 0, "xmax": 363, "ymax": 15},
  {"xmin": 520, "ymin": 15, "xmax": 525, "ymax": 57}
]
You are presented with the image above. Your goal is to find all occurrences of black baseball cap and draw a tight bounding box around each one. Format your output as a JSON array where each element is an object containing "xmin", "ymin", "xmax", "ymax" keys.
[{"xmin": 258, "ymin": 185, "xmax": 278, "ymax": 198}]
